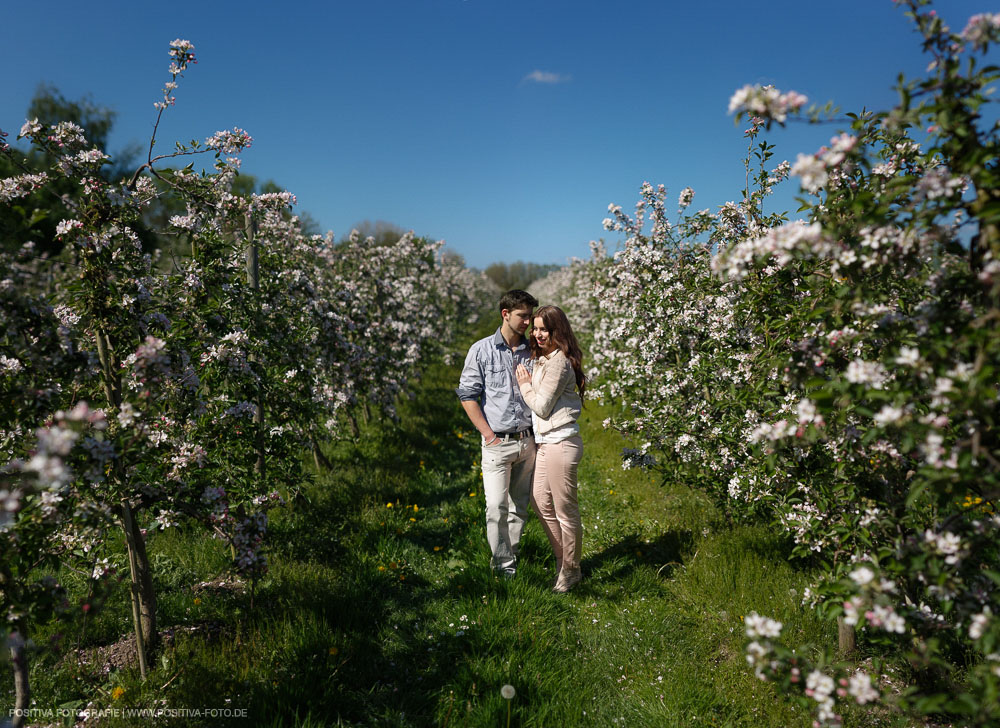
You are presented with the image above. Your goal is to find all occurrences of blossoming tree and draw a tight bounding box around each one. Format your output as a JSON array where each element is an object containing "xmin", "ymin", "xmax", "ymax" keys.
[
  {"xmin": 1, "ymin": 39, "xmax": 492, "ymax": 720},
  {"xmin": 546, "ymin": 3, "xmax": 999, "ymax": 725}
]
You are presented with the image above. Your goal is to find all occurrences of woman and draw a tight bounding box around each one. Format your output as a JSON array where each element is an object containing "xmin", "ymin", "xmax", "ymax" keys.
[{"xmin": 514, "ymin": 305, "xmax": 586, "ymax": 593}]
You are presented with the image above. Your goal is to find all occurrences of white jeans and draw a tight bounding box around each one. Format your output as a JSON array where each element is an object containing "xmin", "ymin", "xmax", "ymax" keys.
[{"xmin": 481, "ymin": 436, "xmax": 536, "ymax": 572}]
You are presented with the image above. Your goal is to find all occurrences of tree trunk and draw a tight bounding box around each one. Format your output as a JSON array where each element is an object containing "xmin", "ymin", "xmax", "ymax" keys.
[
  {"xmin": 121, "ymin": 500, "xmax": 157, "ymax": 676},
  {"xmin": 10, "ymin": 629, "xmax": 29, "ymax": 728},
  {"xmin": 245, "ymin": 211, "xmax": 265, "ymax": 478},
  {"xmin": 311, "ymin": 435, "xmax": 332, "ymax": 471},
  {"xmin": 837, "ymin": 616, "xmax": 856, "ymax": 657},
  {"xmin": 95, "ymin": 328, "xmax": 157, "ymax": 677}
]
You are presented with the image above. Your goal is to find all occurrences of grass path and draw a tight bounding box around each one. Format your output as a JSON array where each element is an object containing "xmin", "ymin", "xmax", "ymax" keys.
[{"xmin": 10, "ymin": 342, "xmax": 897, "ymax": 727}]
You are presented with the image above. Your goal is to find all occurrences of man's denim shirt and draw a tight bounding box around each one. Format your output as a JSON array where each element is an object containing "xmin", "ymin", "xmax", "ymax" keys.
[{"xmin": 456, "ymin": 327, "xmax": 533, "ymax": 434}]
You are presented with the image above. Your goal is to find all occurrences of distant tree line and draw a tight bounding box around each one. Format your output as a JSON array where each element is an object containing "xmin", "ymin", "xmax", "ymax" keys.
[{"xmin": 483, "ymin": 261, "xmax": 560, "ymax": 291}]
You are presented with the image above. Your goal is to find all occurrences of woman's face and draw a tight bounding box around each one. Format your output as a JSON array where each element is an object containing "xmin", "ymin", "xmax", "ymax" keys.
[{"xmin": 533, "ymin": 316, "xmax": 554, "ymax": 352}]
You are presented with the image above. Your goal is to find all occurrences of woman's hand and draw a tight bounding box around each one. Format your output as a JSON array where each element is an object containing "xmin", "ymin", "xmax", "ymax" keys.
[{"xmin": 515, "ymin": 363, "xmax": 531, "ymax": 385}]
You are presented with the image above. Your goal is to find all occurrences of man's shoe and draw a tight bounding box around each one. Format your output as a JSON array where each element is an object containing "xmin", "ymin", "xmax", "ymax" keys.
[
  {"xmin": 500, "ymin": 569, "xmax": 516, "ymax": 580},
  {"xmin": 552, "ymin": 566, "xmax": 581, "ymax": 593}
]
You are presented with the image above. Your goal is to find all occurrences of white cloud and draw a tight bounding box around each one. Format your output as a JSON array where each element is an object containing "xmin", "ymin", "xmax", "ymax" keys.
[{"xmin": 522, "ymin": 70, "xmax": 571, "ymax": 84}]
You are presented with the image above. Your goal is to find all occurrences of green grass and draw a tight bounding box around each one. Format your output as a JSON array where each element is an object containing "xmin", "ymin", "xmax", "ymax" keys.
[{"xmin": 3, "ymin": 334, "xmax": 911, "ymax": 727}]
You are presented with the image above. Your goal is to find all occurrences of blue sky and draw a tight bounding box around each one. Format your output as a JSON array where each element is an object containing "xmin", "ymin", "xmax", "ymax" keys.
[{"xmin": 2, "ymin": 0, "xmax": 993, "ymax": 269}]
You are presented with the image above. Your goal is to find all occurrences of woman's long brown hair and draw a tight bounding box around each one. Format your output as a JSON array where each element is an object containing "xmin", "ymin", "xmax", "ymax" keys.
[{"xmin": 530, "ymin": 305, "xmax": 586, "ymax": 398}]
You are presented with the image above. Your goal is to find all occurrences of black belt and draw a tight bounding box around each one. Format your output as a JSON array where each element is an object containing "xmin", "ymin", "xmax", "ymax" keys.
[{"xmin": 495, "ymin": 428, "xmax": 533, "ymax": 440}]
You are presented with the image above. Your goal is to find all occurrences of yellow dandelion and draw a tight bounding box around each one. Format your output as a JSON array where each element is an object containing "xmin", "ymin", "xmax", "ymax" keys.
[
  {"xmin": 457, "ymin": 432, "xmax": 464, "ymax": 439},
  {"xmin": 193, "ymin": 597, "xmax": 202, "ymax": 606},
  {"xmin": 329, "ymin": 647, "xmax": 339, "ymax": 656},
  {"xmin": 111, "ymin": 686, "xmax": 125, "ymax": 701},
  {"xmin": 434, "ymin": 546, "xmax": 442, "ymax": 551},
  {"xmin": 378, "ymin": 565, "xmax": 386, "ymax": 572},
  {"xmin": 413, "ymin": 505, "xmax": 419, "ymax": 512},
  {"xmin": 409, "ymin": 517, "xmax": 416, "ymax": 522},
  {"xmin": 469, "ymin": 492, "xmax": 476, "ymax": 497},
  {"xmin": 609, "ymin": 489, "xmax": 615, "ymax": 495},
  {"xmin": 386, "ymin": 502, "xmax": 393, "ymax": 508}
]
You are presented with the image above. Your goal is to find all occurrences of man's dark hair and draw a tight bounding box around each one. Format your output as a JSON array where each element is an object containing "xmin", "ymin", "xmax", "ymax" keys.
[{"xmin": 499, "ymin": 289, "xmax": 538, "ymax": 314}]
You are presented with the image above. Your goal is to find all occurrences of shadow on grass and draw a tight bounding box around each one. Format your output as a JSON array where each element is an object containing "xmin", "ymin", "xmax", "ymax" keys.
[
  {"xmin": 222, "ymin": 542, "xmax": 537, "ymax": 725},
  {"xmin": 177, "ymin": 363, "xmax": 511, "ymax": 724},
  {"xmin": 583, "ymin": 529, "xmax": 695, "ymax": 583}
]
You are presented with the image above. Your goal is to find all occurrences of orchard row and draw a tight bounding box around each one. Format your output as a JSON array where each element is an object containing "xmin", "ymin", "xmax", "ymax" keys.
[
  {"xmin": 0, "ymin": 39, "xmax": 496, "ymax": 717},
  {"xmin": 535, "ymin": 4, "xmax": 1000, "ymax": 726}
]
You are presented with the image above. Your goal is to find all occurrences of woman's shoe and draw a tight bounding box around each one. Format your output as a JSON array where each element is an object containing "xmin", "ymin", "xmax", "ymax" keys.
[
  {"xmin": 551, "ymin": 560, "xmax": 563, "ymax": 588},
  {"xmin": 552, "ymin": 566, "xmax": 581, "ymax": 593}
]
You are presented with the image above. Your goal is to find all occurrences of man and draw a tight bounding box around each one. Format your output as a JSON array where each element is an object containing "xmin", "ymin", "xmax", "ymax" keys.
[{"xmin": 456, "ymin": 289, "xmax": 539, "ymax": 577}]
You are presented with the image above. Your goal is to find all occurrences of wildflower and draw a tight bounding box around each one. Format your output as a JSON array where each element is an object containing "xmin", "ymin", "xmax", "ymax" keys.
[
  {"xmin": 961, "ymin": 13, "xmax": 1000, "ymax": 52},
  {"xmin": 842, "ymin": 596, "xmax": 864, "ymax": 626},
  {"xmin": 727, "ymin": 84, "xmax": 807, "ymax": 123},
  {"xmin": 894, "ymin": 346, "xmax": 920, "ymax": 366},
  {"xmin": 744, "ymin": 612, "xmax": 783, "ymax": 639},
  {"xmin": 678, "ymin": 187, "xmax": 695, "ymax": 210},
  {"xmin": 847, "ymin": 671, "xmax": 879, "ymax": 704},
  {"xmin": 970, "ymin": 607, "xmax": 991, "ymax": 640},
  {"xmin": 873, "ymin": 405, "xmax": 905, "ymax": 427},
  {"xmin": 791, "ymin": 153, "xmax": 828, "ymax": 194},
  {"xmin": 55, "ymin": 219, "xmax": 84, "ymax": 238},
  {"xmin": 845, "ymin": 359, "xmax": 889, "ymax": 389},
  {"xmin": 501, "ymin": 684, "xmax": 516, "ymax": 699},
  {"xmin": 849, "ymin": 566, "xmax": 875, "ymax": 586},
  {"xmin": 745, "ymin": 640, "xmax": 769, "ymax": 664},
  {"xmin": 204, "ymin": 128, "xmax": 252, "ymax": 155}
]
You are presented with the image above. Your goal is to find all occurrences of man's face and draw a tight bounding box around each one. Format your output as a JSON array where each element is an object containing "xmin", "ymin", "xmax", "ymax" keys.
[{"xmin": 503, "ymin": 307, "xmax": 533, "ymax": 336}]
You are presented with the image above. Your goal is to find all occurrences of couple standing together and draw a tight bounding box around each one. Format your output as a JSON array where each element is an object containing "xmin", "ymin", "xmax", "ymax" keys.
[{"xmin": 456, "ymin": 290, "xmax": 587, "ymax": 593}]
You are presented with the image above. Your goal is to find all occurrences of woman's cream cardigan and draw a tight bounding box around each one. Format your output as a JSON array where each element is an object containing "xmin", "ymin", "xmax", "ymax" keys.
[{"xmin": 517, "ymin": 349, "xmax": 582, "ymax": 435}]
